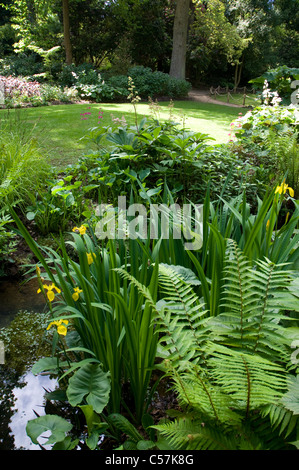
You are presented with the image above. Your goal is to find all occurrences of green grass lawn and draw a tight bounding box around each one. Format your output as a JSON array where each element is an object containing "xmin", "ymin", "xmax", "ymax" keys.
[{"xmin": 0, "ymin": 99, "xmax": 245, "ymax": 168}]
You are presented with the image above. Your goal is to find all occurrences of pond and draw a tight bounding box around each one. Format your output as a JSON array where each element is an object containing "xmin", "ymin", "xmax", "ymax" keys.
[
  {"xmin": 0, "ymin": 369, "xmax": 57, "ymax": 450},
  {"xmin": 0, "ymin": 277, "xmax": 46, "ymax": 329},
  {"xmin": 0, "ymin": 276, "xmax": 54, "ymax": 450}
]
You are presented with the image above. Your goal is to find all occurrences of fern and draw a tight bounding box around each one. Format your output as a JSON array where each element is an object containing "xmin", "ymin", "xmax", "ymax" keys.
[
  {"xmin": 118, "ymin": 246, "xmax": 298, "ymax": 449},
  {"xmin": 170, "ymin": 364, "xmax": 242, "ymax": 425},
  {"xmin": 206, "ymin": 343, "xmax": 287, "ymax": 416},
  {"xmin": 153, "ymin": 415, "xmax": 254, "ymax": 450},
  {"xmin": 261, "ymin": 403, "xmax": 299, "ymax": 439},
  {"xmin": 155, "ymin": 264, "xmax": 209, "ymax": 368},
  {"xmin": 211, "ymin": 239, "xmax": 292, "ymax": 361}
]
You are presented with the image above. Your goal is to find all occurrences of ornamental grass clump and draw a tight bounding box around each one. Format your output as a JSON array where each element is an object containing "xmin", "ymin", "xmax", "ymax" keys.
[{"xmin": 0, "ymin": 111, "xmax": 49, "ymax": 210}]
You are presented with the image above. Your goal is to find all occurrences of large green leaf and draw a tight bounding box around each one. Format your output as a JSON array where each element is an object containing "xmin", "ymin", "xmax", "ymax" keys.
[
  {"xmin": 282, "ymin": 375, "xmax": 299, "ymax": 415},
  {"xmin": 160, "ymin": 263, "xmax": 201, "ymax": 286},
  {"xmin": 66, "ymin": 363, "xmax": 111, "ymax": 413},
  {"xmin": 31, "ymin": 357, "xmax": 68, "ymax": 375},
  {"xmin": 26, "ymin": 415, "xmax": 73, "ymax": 445}
]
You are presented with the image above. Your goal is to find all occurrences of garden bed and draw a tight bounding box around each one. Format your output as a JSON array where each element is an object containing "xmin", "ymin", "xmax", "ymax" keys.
[{"xmin": 1, "ymin": 86, "xmax": 299, "ymax": 450}]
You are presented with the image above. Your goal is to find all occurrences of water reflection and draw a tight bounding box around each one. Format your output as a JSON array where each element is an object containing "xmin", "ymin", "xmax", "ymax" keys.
[
  {"xmin": 0, "ymin": 369, "xmax": 56, "ymax": 450},
  {"xmin": 0, "ymin": 278, "xmax": 46, "ymax": 329}
]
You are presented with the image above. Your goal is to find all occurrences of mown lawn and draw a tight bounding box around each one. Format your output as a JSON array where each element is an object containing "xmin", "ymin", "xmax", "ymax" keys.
[{"xmin": 0, "ymin": 99, "xmax": 245, "ymax": 168}]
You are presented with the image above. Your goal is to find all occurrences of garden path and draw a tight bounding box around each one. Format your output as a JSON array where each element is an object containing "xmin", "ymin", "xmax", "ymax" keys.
[{"xmin": 188, "ymin": 88, "xmax": 245, "ymax": 108}]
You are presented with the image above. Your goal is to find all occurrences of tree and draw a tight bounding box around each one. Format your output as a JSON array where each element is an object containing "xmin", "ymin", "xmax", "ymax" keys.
[
  {"xmin": 187, "ymin": 0, "xmax": 249, "ymax": 86},
  {"xmin": 169, "ymin": 0, "xmax": 190, "ymax": 80},
  {"xmin": 224, "ymin": 0, "xmax": 278, "ymax": 83},
  {"xmin": 62, "ymin": 0, "xmax": 72, "ymax": 64}
]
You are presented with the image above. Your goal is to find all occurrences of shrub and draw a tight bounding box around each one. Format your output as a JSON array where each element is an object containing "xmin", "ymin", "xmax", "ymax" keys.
[
  {"xmin": 0, "ymin": 74, "xmax": 41, "ymax": 99},
  {"xmin": 106, "ymin": 66, "xmax": 191, "ymax": 100},
  {"xmin": 230, "ymin": 105, "xmax": 299, "ymax": 197},
  {"xmin": 57, "ymin": 63, "xmax": 100, "ymax": 88},
  {"xmin": 249, "ymin": 65, "xmax": 299, "ymax": 105},
  {"xmin": 0, "ymin": 53, "xmax": 44, "ymax": 79},
  {"xmin": 77, "ymin": 117, "xmax": 258, "ymax": 206}
]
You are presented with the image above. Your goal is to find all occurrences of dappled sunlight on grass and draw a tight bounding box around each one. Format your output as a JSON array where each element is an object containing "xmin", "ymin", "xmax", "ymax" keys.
[{"xmin": 0, "ymin": 100, "xmax": 244, "ymax": 167}]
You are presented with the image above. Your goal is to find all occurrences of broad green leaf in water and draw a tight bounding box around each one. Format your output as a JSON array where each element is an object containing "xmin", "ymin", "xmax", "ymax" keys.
[
  {"xmin": 26, "ymin": 415, "xmax": 73, "ymax": 445},
  {"xmin": 31, "ymin": 357, "xmax": 68, "ymax": 375},
  {"xmin": 66, "ymin": 363, "xmax": 111, "ymax": 413}
]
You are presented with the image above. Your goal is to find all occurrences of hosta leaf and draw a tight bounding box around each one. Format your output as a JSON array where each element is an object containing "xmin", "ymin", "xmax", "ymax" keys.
[{"xmin": 66, "ymin": 363, "xmax": 110, "ymax": 413}]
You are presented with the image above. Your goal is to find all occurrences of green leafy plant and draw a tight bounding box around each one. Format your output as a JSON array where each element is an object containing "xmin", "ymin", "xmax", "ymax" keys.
[
  {"xmin": 123, "ymin": 246, "xmax": 299, "ymax": 450},
  {"xmin": 249, "ymin": 65, "xmax": 299, "ymax": 105},
  {"xmin": 26, "ymin": 362, "xmax": 111, "ymax": 450},
  {"xmin": 10, "ymin": 206, "xmax": 161, "ymax": 424},
  {"xmin": 0, "ymin": 111, "xmax": 49, "ymax": 210},
  {"xmin": 0, "ymin": 210, "xmax": 18, "ymax": 274},
  {"xmin": 26, "ymin": 176, "xmax": 97, "ymax": 235}
]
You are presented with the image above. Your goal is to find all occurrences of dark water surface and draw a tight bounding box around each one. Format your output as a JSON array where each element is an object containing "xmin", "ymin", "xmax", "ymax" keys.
[
  {"xmin": 0, "ymin": 369, "xmax": 57, "ymax": 450},
  {"xmin": 0, "ymin": 276, "xmax": 53, "ymax": 450},
  {"xmin": 0, "ymin": 277, "xmax": 47, "ymax": 328}
]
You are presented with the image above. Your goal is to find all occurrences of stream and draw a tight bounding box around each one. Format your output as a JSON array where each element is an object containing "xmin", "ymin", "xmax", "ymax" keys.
[{"xmin": 0, "ymin": 276, "xmax": 56, "ymax": 450}]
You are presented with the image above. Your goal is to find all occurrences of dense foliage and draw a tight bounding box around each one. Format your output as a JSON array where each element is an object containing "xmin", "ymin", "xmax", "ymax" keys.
[
  {"xmin": 0, "ymin": 0, "xmax": 299, "ymax": 453},
  {"xmin": 0, "ymin": 0, "xmax": 298, "ymax": 87}
]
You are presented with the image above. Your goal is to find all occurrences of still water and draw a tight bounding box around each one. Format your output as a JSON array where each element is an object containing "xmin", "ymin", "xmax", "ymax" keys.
[
  {"xmin": 0, "ymin": 370, "xmax": 57, "ymax": 450},
  {"xmin": 0, "ymin": 277, "xmax": 46, "ymax": 328},
  {"xmin": 0, "ymin": 277, "xmax": 53, "ymax": 450}
]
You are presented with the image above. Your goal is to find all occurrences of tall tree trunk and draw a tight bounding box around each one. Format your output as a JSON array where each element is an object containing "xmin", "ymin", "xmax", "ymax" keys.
[
  {"xmin": 62, "ymin": 0, "xmax": 72, "ymax": 65},
  {"xmin": 169, "ymin": 0, "xmax": 190, "ymax": 80},
  {"xmin": 234, "ymin": 55, "xmax": 244, "ymax": 91}
]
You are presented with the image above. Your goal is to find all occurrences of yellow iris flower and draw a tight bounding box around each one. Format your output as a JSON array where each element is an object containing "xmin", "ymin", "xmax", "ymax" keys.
[
  {"xmin": 47, "ymin": 319, "xmax": 69, "ymax": 336},
  {"xmin": 37, "ymin": 283, "xmax": 61, "ymax": 302},
  {"xmin": 275, "ymin": 181, "xmax": 294, "ymax": 197},
  {"xmin": 72, "ymin": 286, "xmax": 83, "ymax": 301},
  {"xmin": 72, "ymin": 225, "xmax": 87, "ymax": 235},
  {"xmin": 87, "ymin": 252, "xmax": 96, "ymax": 265}
]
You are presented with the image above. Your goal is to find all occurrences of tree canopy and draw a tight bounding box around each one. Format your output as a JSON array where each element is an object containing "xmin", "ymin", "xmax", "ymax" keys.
[{"xmin": 0, "ymin": 0, "xmax": 298, "ymax": 87}]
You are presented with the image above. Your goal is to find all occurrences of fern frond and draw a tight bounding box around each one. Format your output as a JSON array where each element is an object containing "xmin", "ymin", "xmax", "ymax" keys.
[
  {"xmin": 281, "ymin": 374, "xmax": 299, "ymax": 415},
  {"xmin": 261, "ymin": 403, "xmax": 298, "ymax": 439},
  {"xmin": 170, "ymin": 364, "xmax": 242, "ymax": 425},
  {"xmin": 206, "ymin": 343, "xmax": 288, "ymax": 416},
  {"xmin": 213, "ymin": 239, "xmax": 292, "ymax": 360},
  {"xmin": 155, "ymin": 264, "xmax": 209, "ymax": 368},
  {"xmin": 114, "ymin": 267, "xmax": 157, "ymax": 311},
  {"xmin": 153, "ymin": 416, "xmax": 239, "ymax": 450}
]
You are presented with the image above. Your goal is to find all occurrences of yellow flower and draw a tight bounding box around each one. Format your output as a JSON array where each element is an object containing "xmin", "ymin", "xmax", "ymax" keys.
[
  {"xmin": 57, "ymin": 323, "xmax": 68, "ymax": 336},
  {"xmin": 37, "ymin": 283, "xmax": 61, "ymax": 302},
  {"xmin": 47, "ymin": 319, "xmax": 69, "ymax": 336},
  {"xmin": 72, "ymin": 225, "xmax": 87, "ymax": 235},
  {"xmin": 72, "ymin": 286, "xmax": 83, "ymax": 301},
  {"xmin": 275, "ymin": 181, "xmax": 294, "ymax": 197},
  {"xmin": 47, "ymin": 290, "xmax": 55, "ymax": 302},
  {"xmin": 266, "ymin": 219, "xmax": 270, "ymax": 231},
  {"xmin": 87, "ymin": 252, "xmax": 96, "ymax": 265}
]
